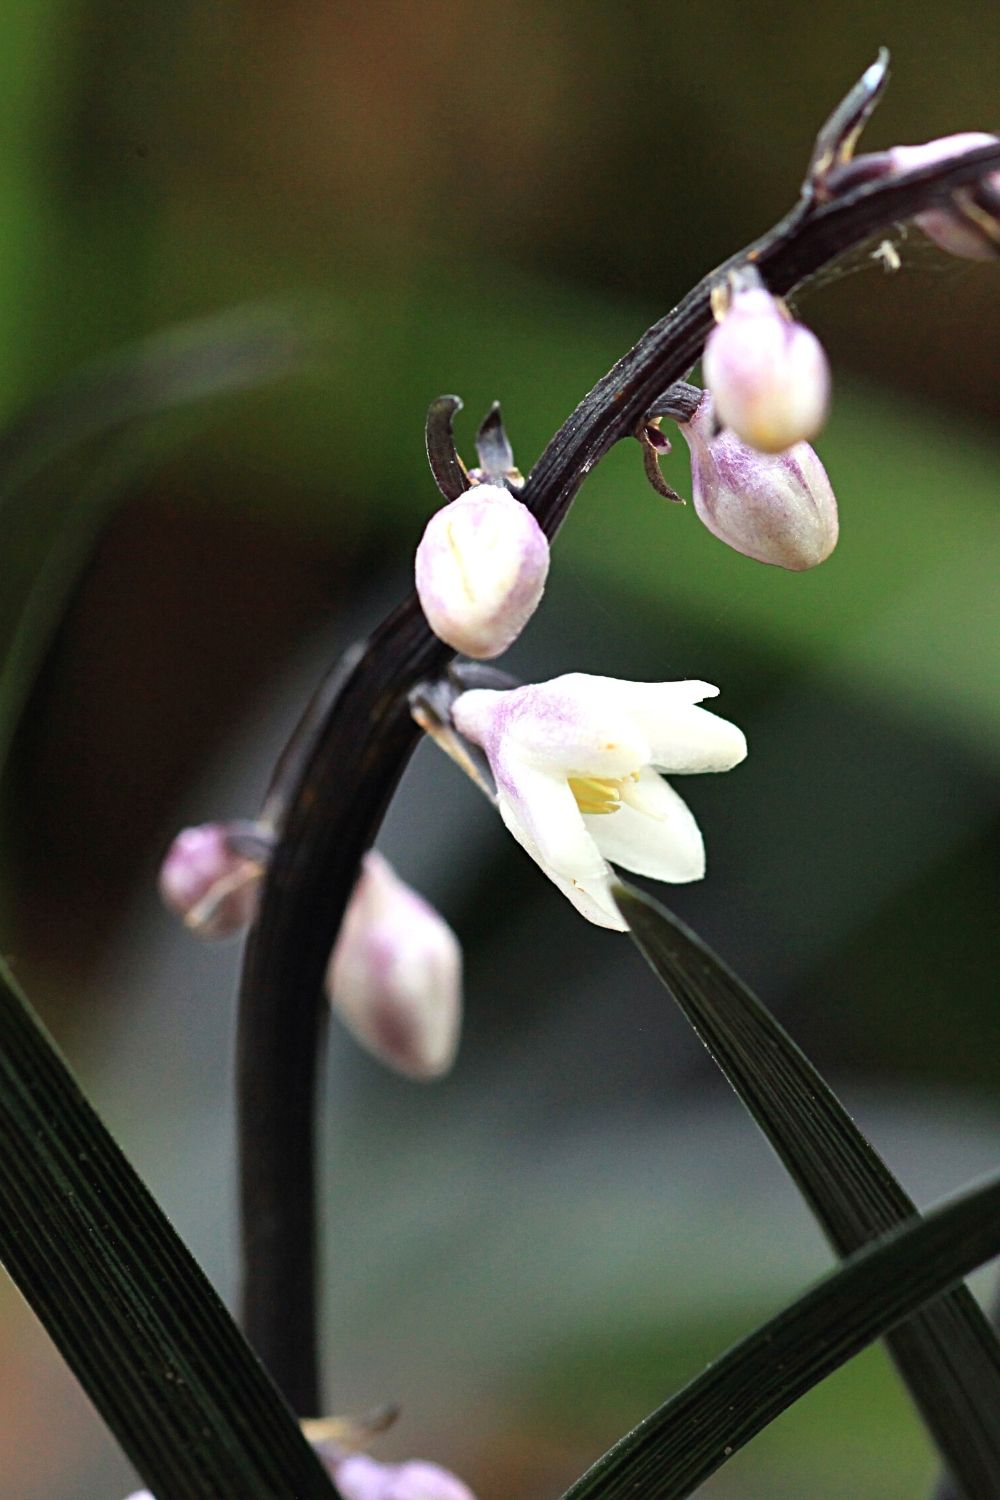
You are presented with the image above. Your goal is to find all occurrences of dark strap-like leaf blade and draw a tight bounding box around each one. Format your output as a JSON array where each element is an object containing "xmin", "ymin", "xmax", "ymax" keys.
[
  {"xmin": 614, "ymin": 880, "xmax": 1000, "ymax": 1498},
  {"xmin": 561, "ymin": 1171, "xmax": 1000, "ymax": 1500},
  {"xmin": 0, "ymin": 959, "xmax": 338, "ymax": 1500}
]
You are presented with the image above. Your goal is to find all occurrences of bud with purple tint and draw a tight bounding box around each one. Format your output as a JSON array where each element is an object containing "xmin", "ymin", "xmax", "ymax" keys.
[
  {"xmin": 702, "ymin": 283, "xmax": 831, "ymax": 454},
  {"xmin": 888, "ymin": 133, "xmax": 1000, "ymax": 260},
  {"xmin": 679, "ymin": 392, "xmax": 838, "ymax": 570},
  {"xmin": 332, "ymin": 1454, "xmax": 477, "ymax": 1500},
  {"xmin": 158, "ymin": 821, "xmax": 267, "ymax": 939},
  {"xmin": 326, "ymin": 851, "xmax": 462, "ymax": 1080},
  {"xmin": 415, "ymin": 483, "xmax": 549, "ymax": 658},
  {"xmin": 123, "ymin": 1452, "xmax": 476, "ymax": 1500}
]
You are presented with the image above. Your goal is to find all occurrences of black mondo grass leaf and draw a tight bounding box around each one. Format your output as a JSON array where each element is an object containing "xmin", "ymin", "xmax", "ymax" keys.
[
  {"xmin": 559, "ymin": 1172, "xmax": 1000, "ymax": 1500},
  {"xmin": 613, "ymin": 879, "xmax": 1000, "ymax": 1499},
  {"xmin": 0, "ymin": 960, "xmax": 339, "ymax": 1500}
]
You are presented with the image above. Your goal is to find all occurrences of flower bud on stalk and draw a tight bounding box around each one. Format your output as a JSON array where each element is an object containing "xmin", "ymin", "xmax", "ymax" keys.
[
  {"xmin": 702, "ymin": 285, "xmax": 831, "ymax": 453},
  {"xmin": 327, "ymin": 851, "xmax": 462, "ymax": 1079},
  {"xmin": 158, "ymin": 821, "xmax": 267, "ymax": 938},
  {"xmin": 333, "ymin": 1454, "xmax": 477, "ymax": 1500},
  {"xmin": 124, "ymin": 1452, "xmax": 476, "ymax": 1500},
  {"xmin": 679, "ymin": 393, "xmax": 838, "ymax": 570},
  {"xmin": 888, "ymin": 133, "xmax": 1000, "ymax": 260},
  {"xmin": 415, "ymin": 483, "xmax": 549, "ymax": 658}
]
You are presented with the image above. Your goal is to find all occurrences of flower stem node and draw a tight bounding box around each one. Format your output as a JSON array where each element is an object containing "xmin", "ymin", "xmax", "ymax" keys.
[
  {"xmin": 327, "ymin": 851, "xmax": 462, "ymax": 1080},
  {"xmin": 157, "ymin": 821, "xmax": 268, "ymax": 939},
  {"xmin": 415, "ymin": 483, "xmax": 550, "ymax": 659},
  {"xmin": 888, "ymin": 133, "xmax": 1000, "ymax": 260},
  {"xmin": 452, "ymin": 674, "xmax": 747, "ymax": 930},
  {"xmin": 703, "ymin": 280, "xmax": 831, "ymax": 453},
  {"xmin": 680, "ymin": 393, "xmax": 839, "ymax": 570}
]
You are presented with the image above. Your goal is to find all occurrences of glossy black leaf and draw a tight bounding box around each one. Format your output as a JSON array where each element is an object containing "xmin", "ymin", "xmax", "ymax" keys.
[
  {"xmin": 561, "ymin": 1171, "xmax": 1000, "ymax": 1500},
  {"xmin": 614, "ymin": 880, "xmax": 1000, "ymax": 1498},
  {"xmin": 0, "ymin": 960, "xmax": 338, "ymax": 1500}
]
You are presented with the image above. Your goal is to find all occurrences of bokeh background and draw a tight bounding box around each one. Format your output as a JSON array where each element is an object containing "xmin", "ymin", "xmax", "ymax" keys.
[{"xmin": 0, "ymin": 4, "xmax": 998, "ymax": 1497}]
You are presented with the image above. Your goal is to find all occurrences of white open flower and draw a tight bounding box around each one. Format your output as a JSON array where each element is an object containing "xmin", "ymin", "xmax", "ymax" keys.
[{"xmin": 451, "ymin": 673, "xmax": 747, "ymax": 930}]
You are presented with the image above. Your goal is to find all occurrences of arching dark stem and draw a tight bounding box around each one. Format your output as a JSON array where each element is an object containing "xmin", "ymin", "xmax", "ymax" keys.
[{"xmin": 235, "ymin": 130, "xmax": 1000, "ymax": 1415}]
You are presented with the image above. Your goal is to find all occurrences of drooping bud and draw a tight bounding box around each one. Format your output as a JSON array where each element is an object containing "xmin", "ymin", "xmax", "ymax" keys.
[
  {"xmin": 679, "ymin": 393, "xmax": 838, "ymax": 570},
  {"xmin": 888, "ymin": 133, "xmax": 1000, "ymax": 260},
  {"xmin": 415, "ymin": 483, "xmax": 549, "ymax": 659},
  {"xmin": 326, "ymin": 851, "xmax": 462, "ymax": 1080},
  {"xmin": 702, "ymin": 282, "xmax": 831, "ymax": 453},
  {"xmin": 158, "ymin": 821, "xmax": 268, "ymax": 939},
  {"xmin": 123, "ymin": 1451, "xmax": 477, "ymax": 1500},
  {"xmin": 331, "ymin": 1454, "xmax": 477, "ymax": 1500}
]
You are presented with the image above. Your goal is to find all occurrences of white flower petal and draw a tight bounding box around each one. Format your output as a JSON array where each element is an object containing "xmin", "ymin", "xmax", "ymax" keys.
[
  {"xmin": 617, "ymin": 686, "xmax": 747, "ymax": 773},
  {"xmin": 495, "ymin": 774, "xmax": 625, "ymax": 930},
  {"xmin": 563, "ymin": 677, "xmax": 745, "ymax": 771},
  {"xmin": 587, "ymin": 769, "xmax": 706, "ymax": 882},
  {"xmin": 539, "ymin": 861, "xmax": 628, "ymax": 930},
  {"xmin": 495, "ymin": 764, "xmax": 605, "ymax": 884},
  {"xmin": 500, "ymin": 676, "xmax": 650, "ymax": 775}
]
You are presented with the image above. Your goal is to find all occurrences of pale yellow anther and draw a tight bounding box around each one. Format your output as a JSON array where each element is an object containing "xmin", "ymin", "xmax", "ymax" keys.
[{"xmin": 569, "ymin": 771, "xmax": 642, "ymax": 816}]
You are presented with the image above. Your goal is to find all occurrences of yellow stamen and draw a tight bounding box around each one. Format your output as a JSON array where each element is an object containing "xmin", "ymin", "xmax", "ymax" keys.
[{"xmin": 569, "ymin": 771, "xmax": 640, "ymax": 816}]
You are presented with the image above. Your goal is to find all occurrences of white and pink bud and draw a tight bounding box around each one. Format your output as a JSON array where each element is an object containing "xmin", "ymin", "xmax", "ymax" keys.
[
  {"xmin": 888, "ymin": 133, "xmax": 1000, "ymax": 260},
  {"xmin": 326, "ymin": 852, "xmax": 462, "ymax": 1080},
  {"xmin": 123, "ymin": 1452, "xmax": 476, "ymax": 1500},
  {"xmin": 702, "ymin": 285, "xmax": 831, "ymax": 454},
  {"xmin": 332, "ymin": 1454, "xmax": 477, "ymax": 1500},
  {"xmin": 415, "ymin": 483, "xmax": 549, "ymax": 658},
  {"xmin": 157, "ymin": 821, "xmax": 268, "ymax": 939},
  {"xmin": 680, "ymin": 393, "xmax": 838, "ymax": 571}
]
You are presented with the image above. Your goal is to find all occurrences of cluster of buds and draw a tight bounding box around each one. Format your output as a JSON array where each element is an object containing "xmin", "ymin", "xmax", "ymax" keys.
[
  {"xmin": 160, "ymin": 101, "xmax": 1000, "ymax": 1043},
  {"xmin": 160, "ymin": 828, "xmax": 462, "ymax": 1080}
]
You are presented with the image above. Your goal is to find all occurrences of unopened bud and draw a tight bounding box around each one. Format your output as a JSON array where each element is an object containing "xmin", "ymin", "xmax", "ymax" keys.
[
  {"xmin": 888, "ymin": 133, "xmax": 1000, "ymax": 260},
  {"xmin": 123, "ymin": 1452, "xmax": 477, "ymax": 1500},
  {"xmin": 680, "ymin": 394, "xmax": 838, "ymax": 570},
  {"xmin": 327, "ymin": 852, "xmax": 462, "ymax": 1080},
  {"xmin": 415, "ymin": 483, "xmax": 549, "ymax": 658},
  {"xmin": 158, "ymin": 821, "xmax": 266, "ymax": 939},
  {"xmin": 332, "ymin": 1455, "xmax": 477, "ymax": 1500},
  {"xmin": 703, "ymin": 285, "xmax": 831, "ymax": 454}
]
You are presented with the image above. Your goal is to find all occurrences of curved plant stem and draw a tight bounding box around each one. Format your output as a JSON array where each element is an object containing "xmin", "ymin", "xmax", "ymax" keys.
[{"xmin": 235, "ymin": 103, "xmax": 1000, "ymax": 1411}]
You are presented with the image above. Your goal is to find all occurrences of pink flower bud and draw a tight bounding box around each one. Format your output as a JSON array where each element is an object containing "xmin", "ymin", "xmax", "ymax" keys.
[
  {"xmin": 679, "ymin": 394, "xmax": 838, "ymax": 571},
  {"xmin": 327, "ymin": 852, "xmax": 462, "ymax": 1079},
  {"xmin": 158, "ymin": 822, "xmax": 264, "ymax": 939},
  {"xmin": 123, "ymin": 1452, "xmax": 478, "ymax": 1500},
  {"xmin": 888, "ymin": 133, "xmax": 1000, "ymax": 260},
  {"xmin": 415, "ymin": 483, "xmax": 549, "ymax": 658},
  {"xmin": 702, "ymin": 286, "xmax": 831, "ymax": 454},
  {"xmin": 332, "ymin": 1454, "xmax": 477, "ymax": 1500}
]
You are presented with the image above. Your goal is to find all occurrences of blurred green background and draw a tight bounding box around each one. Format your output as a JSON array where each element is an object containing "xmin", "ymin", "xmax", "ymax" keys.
[{"xmin": 0, "ymin": 3, "xmax": 998, "ymax": 1497}]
